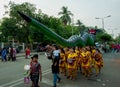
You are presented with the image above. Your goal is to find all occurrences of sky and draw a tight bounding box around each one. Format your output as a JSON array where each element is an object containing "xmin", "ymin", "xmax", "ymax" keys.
[{"xmin": 0, "ymin": 0, "xmax": 120, "ymax": 38}]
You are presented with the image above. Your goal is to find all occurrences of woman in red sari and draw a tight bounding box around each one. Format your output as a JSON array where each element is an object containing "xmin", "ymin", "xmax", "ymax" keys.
[{"xmin": 25, "ymin": 47, "xmax": 30, "ymax": 59}]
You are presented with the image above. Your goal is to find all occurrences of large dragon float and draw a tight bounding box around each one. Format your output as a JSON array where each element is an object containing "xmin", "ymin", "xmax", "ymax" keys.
[{"xmin": 18, "ymin": 11, "xmax": 94, "ymax": 47}]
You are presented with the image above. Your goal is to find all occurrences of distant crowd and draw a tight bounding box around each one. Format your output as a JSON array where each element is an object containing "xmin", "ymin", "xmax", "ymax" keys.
[
  {"xmin": 0, "ymin": 46, "xmax": 31, "ymax": 62},
  {"xmin": 98, "ymin": 43, "xmax": 120, "ymax": 53},
  {"xmin": 0, "ymin": 47, "xmax": 17, "ymax": 62}
]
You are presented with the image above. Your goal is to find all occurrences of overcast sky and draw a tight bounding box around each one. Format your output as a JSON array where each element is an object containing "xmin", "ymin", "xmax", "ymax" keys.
[{"xmin": 0, "ymin": 0, "xmax": 120, "ymax": 38}]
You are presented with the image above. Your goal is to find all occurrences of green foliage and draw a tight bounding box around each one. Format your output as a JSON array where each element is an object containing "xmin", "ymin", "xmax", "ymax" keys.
[
  {"xmin": 115, "ymin": 35, "xmax": 120, "ymax": 43},
  {"xmin": 58, "ymin": 6, "xmax": 73, "ymax": 25},
  {"xmin": 0, "ymin": 2, "xmax": 80, "ymax": 44},
  {"xmin": 95, "ymin": 33, "xmax": 113, "ymax": 42},
  {"xmin": 3, "ymin": 1, "xmax": 37, "ymax": 43},
  {"xmin": 0, "ymin": 2, "xmax": 106, "ymax": 45},
  {"xmin": 1, "ymin": 17, "xmax": 17, "ymax": 37}
]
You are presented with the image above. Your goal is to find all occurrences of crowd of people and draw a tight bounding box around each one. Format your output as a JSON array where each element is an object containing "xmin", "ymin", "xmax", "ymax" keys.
[
  {"xmin": 0, "ymin": 47, "xmax": 17, "ymax": 62},
  {"xmin": 0, "ymin": 44, "xmax": 105, "ymax": 87},
  {"xmin": 45, "ymin": 45, "xmax": 104, "ymax": 87},
  {"xmin": 99, "ymin": 43, "xmax": 120, "ymax": 53}
]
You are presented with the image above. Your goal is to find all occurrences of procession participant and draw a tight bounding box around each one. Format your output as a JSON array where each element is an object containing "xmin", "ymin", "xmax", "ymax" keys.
[
  {"xmin": 77, "ymin": 47, "xmax": 83, "ymax": 73},
  {"xmin": 67, "ymin": 48, "xmax": 77, "ymax": 80},
  {"xmin": 81, "ymin": 48, "xmax": 91, "ymax": 77},
  {"xmin": 91, "ymin": 47, "xmax": 97, "ymax": 67},
  {"xmin": 64, "ymin": 47, "xmax": 70, "ymax": 77},
  {"xmin": 59, "ymin": 48, "xmax": 66, "ymax": 75},
  {"xmin": 75, "ymin": 47, "xmax": 80, "ymax": 55},
  {"xmin": 80, "ymin": 47, "xmax": 86, "ymax": 72},
  {"xmin": 85, "ymin": 47, "xmax": 92, "ymax": 75},
  {"xmin": 93, "ymin": 49, "xmax": 104, "ymax": 76},
  {"xmin": 81, "ymin": 57, "xmax": 91, "ymax": 77},
  {"xmin": 75, "ymin": 46, "xmax": 80, "ymax": 71},
  {"xmin": 64, "ymin": 47, "xmax": 70, "ymax": 62}
]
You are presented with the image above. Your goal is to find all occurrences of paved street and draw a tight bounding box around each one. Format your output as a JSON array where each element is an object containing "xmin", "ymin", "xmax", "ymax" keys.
[{"xmin": 0, "ymin": 53, "xmax": 120, "ymax": 87}]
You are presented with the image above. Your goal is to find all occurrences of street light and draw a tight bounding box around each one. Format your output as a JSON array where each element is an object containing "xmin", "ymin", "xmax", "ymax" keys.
[
  {"xmin": 108, "ymin": 28, "xmax": 118, "ymax": 38},
  {"xmin": 108, "ymin": 28, "xmax": 114, "ymax": 37},
  {"xmin": 0, "ymin": 32, "xmax": 2, "ymax": 42},
  {"xmin": 72, "ymin": 15, "xmax": 74, "ymax": 36},
  {"xmin": 95, "ymin": 15, "xmax": 111, "ymax": 29}
]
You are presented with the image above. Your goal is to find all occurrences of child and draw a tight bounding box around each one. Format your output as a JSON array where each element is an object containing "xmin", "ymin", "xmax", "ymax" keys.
[
  {"xmin": 67, "ymin": 48, "xmax": 77, "ymax": 80},
  {"xmin": 59, "ymin": 48, "xmax": 66, "ymax": 75},
  {"xmin": 93, "ymin": 50, "xmax": 103, "ymax": 76},
  {"xmin": 52, "ymin": 60, "xmax": 61, "ymax": 87},
  {"xmin": 29, "ymin": 54, "xmax": 42, "ymax": 87},
  {"xmin": 81, "ymin": 57, "xmax": 91, "ymax": 77}
]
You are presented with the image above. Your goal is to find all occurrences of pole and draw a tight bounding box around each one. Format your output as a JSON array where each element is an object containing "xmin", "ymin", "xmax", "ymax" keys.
[
  {"xmin": 112, "ymin": 30, "xmax": 114, "ymax": 38},
  {"xmin": 72, "ymin": 16, "xmax": 74, "ymax": 36},
  {"xmin": 102, "ymin": 18, "xmax": 104, "ymax": 29},
  {"xmin": 72, "ymin": 28, "xmax": 73, "ymax": 35},
  {"xmin": 95, "ymin": 15, "xmax": 111, "ymax": 30}
]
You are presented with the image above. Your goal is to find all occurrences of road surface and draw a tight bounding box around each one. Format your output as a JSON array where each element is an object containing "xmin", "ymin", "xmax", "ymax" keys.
[{"xmin": 0, "ymin": 53, "xmax": 120, "ymax": 87}]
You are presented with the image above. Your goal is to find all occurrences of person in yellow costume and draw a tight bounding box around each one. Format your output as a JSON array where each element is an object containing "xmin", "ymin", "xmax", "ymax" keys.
[
  {"xmin": 93, "ymin": 49, "xmax": 103, "ymax": 76},
  {"xmin": 75, "ymin": 46, "xmax": 80, "ymax": 71},
  {"xmin": 64, "ymin": 47, "xmax": 70, "ymax": 76},
  {"xmin": 91, "ymin": 47, "xmax": 97, "ymax": 67},
  {"xmin": 67, "ymin": 48, "xmax": 77, "ymax": 80},
  {"xmin": 85, "ymin": 47, "xmax": 92, "ymax": 75},
  {"xmin": 81, "ymin": 58, "xmax": 91, "ymax": 77},
  {"xmin": 91, "ymin": 47, "xmax": 97, "ymax": 58},
  {"xmin": 59, "ymin": 48, "xmax": 66, "ymax": 75},
  {"xmin": 81, "ymin": 48, "xmax": 91, "ymax": 77},
  {"xmin": 77, "ymin": 47, "xmax": 83, "ymax": 73},
  {"xmin": 80, "ymin": 47, "xmax": 86, "ymax": 66}
]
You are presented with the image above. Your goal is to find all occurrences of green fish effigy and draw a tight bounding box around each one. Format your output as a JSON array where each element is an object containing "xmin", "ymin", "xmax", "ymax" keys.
[{"xmin": 18, "ymin": 11, "xmax": 94, "ymax": 47}]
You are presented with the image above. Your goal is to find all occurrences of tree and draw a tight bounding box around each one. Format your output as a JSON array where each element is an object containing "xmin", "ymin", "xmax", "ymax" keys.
[
  {"xmin": 58, "ymin": 6, "xmax": 73, "ymax": 25},
  {"xmin": 0, "ymin": 17, "xmax": 18, "ymax": 42},
  {"xmin": 115, "ymin": 34, "xmax": 120, "ymax": 43},
  {"xmin": 4, "ymin": 1, "xmax": 37, "ymax": 43},
  {"xmin": 0, "ymin": 2, "xmax": 83, "ymax": 44},
  {"xmin": 76, "ymin": 19, "xmax": 86, "ymax": 34},
  {"xmin": 96, "ymin": 33, "xmax": 113, "ymax": 42},
  {"xmin": 76, "ymin": 19, "xmax": 83, "ymax": 27}
]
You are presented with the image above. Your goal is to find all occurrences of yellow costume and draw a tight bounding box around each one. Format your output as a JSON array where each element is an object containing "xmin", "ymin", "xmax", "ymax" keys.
[
  {"xmin": 64, "ymin": 49, "xmax": 70, "ymax": 76},
  {"xmin": 81, "ymin": 58, "xmax": 91, "ymax": 77},
  {"xmin": 85, "ymin": 51, "xmax": 92, "ymax": 74},
  {"xmin": 59, "ymin": 52, "xmax": 66, "ymax": 75},
  {"xmin": 91, "ymin": 49, "xmax": 97, "ymax": 67},
  {"xmin": 94, "ymin": 53, "xmax": 103, "ymax": 75},
  {"xmin": 67, "ymin": 52, "xmax": 77, "ymax": 80},
  {"xmin": 75, "ymin": 49, "xmax": 80, "ymax": 71}
]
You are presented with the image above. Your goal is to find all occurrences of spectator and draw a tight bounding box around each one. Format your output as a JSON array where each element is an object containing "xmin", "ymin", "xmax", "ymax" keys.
[
  {"xmin": 29, "ymin": 54, "xmax": 42, "ymax": 87},
  {"xmin": 13, "ymin": 47, "xmax": 17, "ymax": 61},
  {"xmin": 111, "ymin": 44, "xmax": 115, "ymax": 53},
  {"xmin": 25, "ymin": 47, "xmax": 30, "ymax": 59},
  {"xmin": 1, "ymin": 48, "xmax": 7, "ymax": 61},
  {"xmin": 53, "ymin": 46, "xmax": 60, "ymax": 64},
  {"xmin": 106, "ymin": 43, "xmax": 110, "ymax": 53},
  {"xmin": 116, "ymin": 44, "xmax": 120, "ymax": 52},
  {"xmin": 8, "ymin": 47, "xmax": 14, "ymax": 61},
  {"xmin": 52, "ymin": 60, "xmax": 61, "ymax": 87}
]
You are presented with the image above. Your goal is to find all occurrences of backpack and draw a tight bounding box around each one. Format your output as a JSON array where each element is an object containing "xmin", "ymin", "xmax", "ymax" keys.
[{"xmin": 30, "ymin": 62, "xmax": 41, "ymax": 74}]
